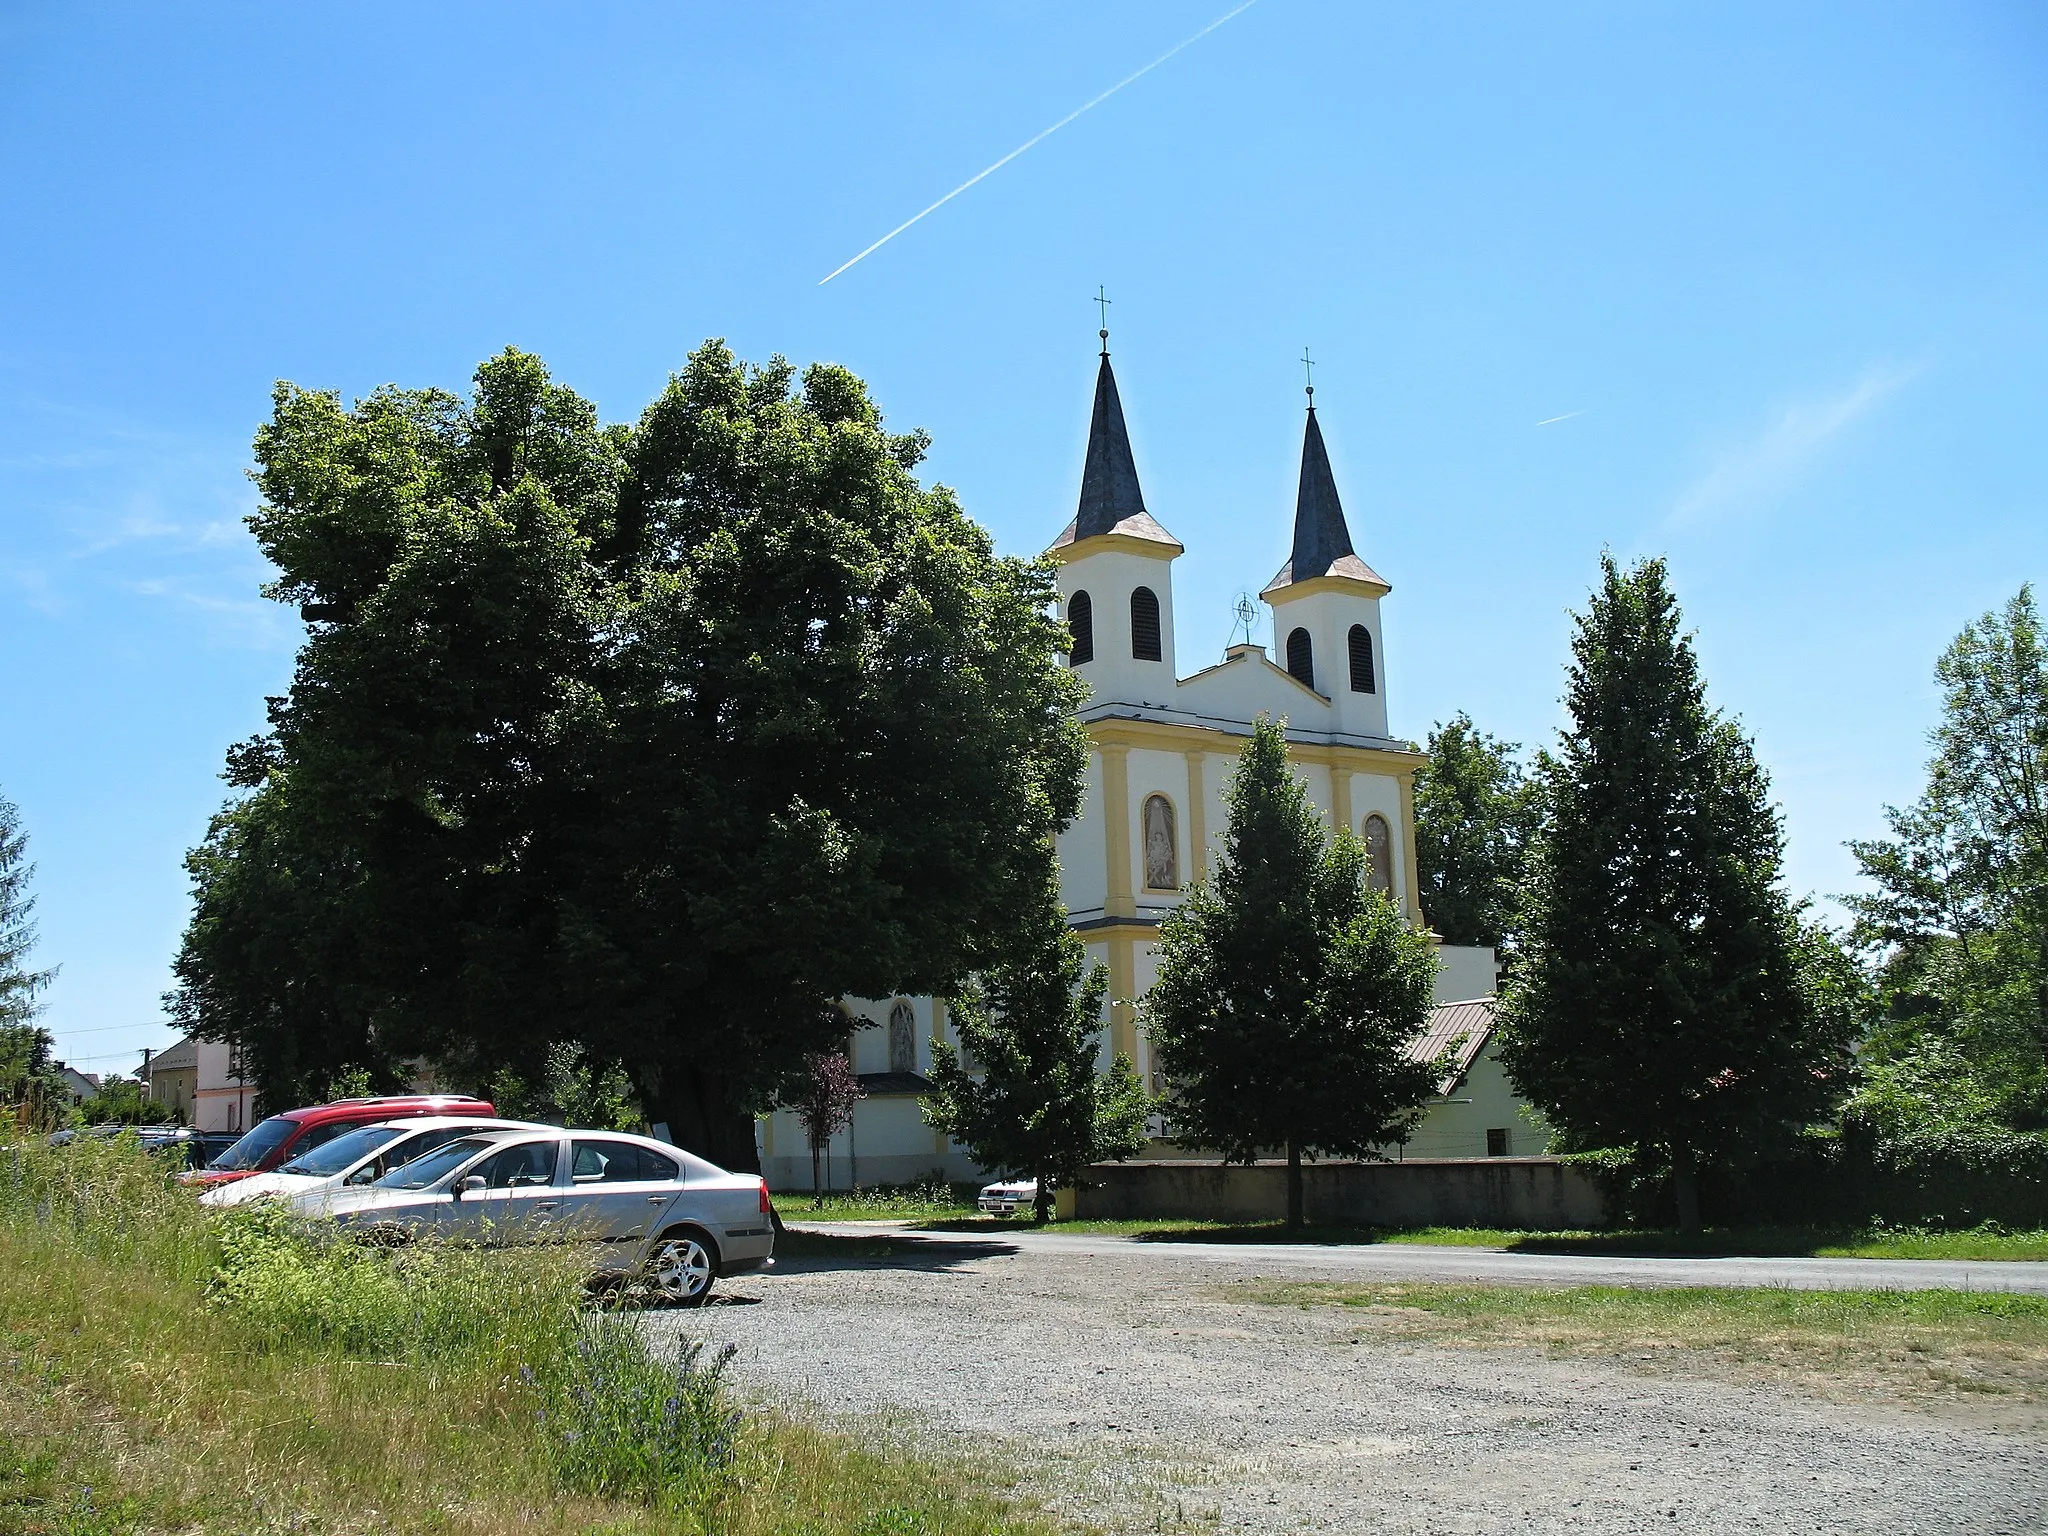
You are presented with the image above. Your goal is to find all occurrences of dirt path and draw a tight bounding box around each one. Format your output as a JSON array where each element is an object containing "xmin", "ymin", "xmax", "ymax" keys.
[{"xmin": 653, "ymin": 1234, "xmax": 2048, "ymax": 1535}]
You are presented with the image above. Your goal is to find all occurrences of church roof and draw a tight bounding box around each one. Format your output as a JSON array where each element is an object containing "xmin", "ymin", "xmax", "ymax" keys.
[
  {"xmin": 1050, "ymin": 352, "xmax": 1181, "ymax": 553},
  {"xmin": 1263, "ymin": 406, "xmax": 1388, "ymax": 593}
]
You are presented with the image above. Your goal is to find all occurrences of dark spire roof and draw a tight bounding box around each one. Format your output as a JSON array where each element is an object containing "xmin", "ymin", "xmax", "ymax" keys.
[
  {"xmin": 1050, "ymin": 351, "xmax": 1180, "ymax": 554},
  {"xmin": 1263, "ymin": 403, "xmax": 1388, "ymax": 594}
]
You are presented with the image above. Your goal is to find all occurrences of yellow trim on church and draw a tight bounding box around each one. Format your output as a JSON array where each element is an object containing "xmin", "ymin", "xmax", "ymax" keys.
[
  {"xmin": 1262, "ymin": 571, "xmax": 1391, "ymax": 600},
  {"xmin": 1047, "ymin": 531, "xmax": 1184, "ymax": 564},
  {"xmin": 1085, "ymin": 715, "xmax": 1422, "ymax": 779}
]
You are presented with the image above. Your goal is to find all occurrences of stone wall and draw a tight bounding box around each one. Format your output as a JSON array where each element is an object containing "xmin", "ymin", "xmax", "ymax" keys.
[{"xmin": 1073, "ymin": 1157, "xmax": 1608, "ymax": 1230}]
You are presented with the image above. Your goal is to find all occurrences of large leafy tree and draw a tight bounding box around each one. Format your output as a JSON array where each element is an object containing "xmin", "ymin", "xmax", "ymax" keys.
[
  {"xmin": 1496, "ymin": 556, "xmax": 1852, "ymax": 1232},
  {"xmin": 170, "ymin": 344, "xmax": 1087, "ymax": 1169},
  {"xmin": 921, "ymin": 859, "xmax": 1152, "ymax": 1222},
  {"xmin": 1412, "ymin": 714, "xmax": 1538, "ymax": 949},
  {"xmin": 1145, "ymin": 717, "xmax": 1442, "ymax": 1227},
  {"xmin": 1845, "ymin": 586, "xmax": 2048, "ymax": 1126}
]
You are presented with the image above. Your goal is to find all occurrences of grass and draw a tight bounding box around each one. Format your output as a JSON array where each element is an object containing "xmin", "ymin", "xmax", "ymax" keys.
[
  {"xmin": 0, "ymin": 1136, "xmax": 1075, "ymax": 1536},
  {"xmin": 772, "ymin": 1181, "xmax": 979, "ymax": 1225},
  {"xmin": 1242, "ymin": 1278, "xmax": 2048, "ymax": 1406},
  {"xmin": 880, "ymin": 1212, "xmax": 2048, "ymax": 1261}
]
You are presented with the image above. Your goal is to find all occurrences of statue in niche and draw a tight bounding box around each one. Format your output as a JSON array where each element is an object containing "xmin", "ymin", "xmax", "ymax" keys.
[
  {"xmin": 1143, "ymin": 795, "xmax": 1178, "ymax": 890},
  {"xmin": 1363, "ymin": 814, "xmax": 1394, "ymax": 896},
  {"xmin": 888, "ymin": 1001, "xmax": 916, "ymax": 1074}
]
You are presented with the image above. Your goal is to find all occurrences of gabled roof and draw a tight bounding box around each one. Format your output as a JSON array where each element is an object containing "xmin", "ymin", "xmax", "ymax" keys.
[
  {"xmin": 1406, "ymin": 997, "xmax": 1495, "ymax": 1095},
  {"xmin": 146, "ymin": 1035, "xmax": 197, "ymax": 1074},
  {"xmin": 1264, "ymin": 406, "xmax": 1387, "ymax": 594},
  {"xmin": 1050, "ymin": 353, "xmax": 1180, "ymax": 554}
]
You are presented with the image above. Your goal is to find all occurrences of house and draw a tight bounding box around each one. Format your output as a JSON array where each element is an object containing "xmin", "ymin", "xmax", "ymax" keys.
[{"xmin": 142, "ymin": 1034, "xmax": 253, "ymax": 1132}]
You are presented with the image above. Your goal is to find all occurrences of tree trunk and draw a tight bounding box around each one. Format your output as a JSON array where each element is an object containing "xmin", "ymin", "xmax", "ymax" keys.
[
  {"xmin": 642, "ymin": 1061, "xmax": 763, "ymax": 1175},
  {"xmin": 810, "ymin": 1140, "xmax": 823, "ymax": 1208},
  {"xmin": 1671, "ymin": 1138, "xmax": 1702, "ymax": 1237},
  {"xmin": 1034, "ymin": 1171, "xmax": 1053, "ymax": 1225},
  {"xmin": 1285, "ymin": 1139, "xmax": 1304, "ymax": 1229}
]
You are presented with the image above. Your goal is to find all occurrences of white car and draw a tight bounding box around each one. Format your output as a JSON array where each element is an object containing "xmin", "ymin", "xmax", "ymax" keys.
[
  {"xmin": 294, "ymin": 1126, "xmax": 775, "ymax": 1303},
  {"xmin": 198, "ymin": 1116, "xmax": 547, "ymax": 1208},
  {"xmin": 978, "ymin": 1178, "xmax": 1041, "ymax": 1217}
]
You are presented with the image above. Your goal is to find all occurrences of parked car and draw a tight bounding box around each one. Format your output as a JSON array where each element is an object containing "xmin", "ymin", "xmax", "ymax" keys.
[
  {"xmin": 181, "ymin": 1095, "xmax": 496, "ymax": 1188},
  {"xmin": 293, "ymin": 1126, "xmax": 774, "ymax": 1303},
  {"xmin": 978, "ymin": 1178, "xmax": 1041, "ymax": 1217},
  {"xmin": 199, "ymin": 1115, "xmax": 549, "ymax": 1208}
]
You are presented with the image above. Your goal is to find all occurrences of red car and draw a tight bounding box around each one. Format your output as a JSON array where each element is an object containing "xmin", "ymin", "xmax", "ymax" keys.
[{"xmin": 182, "ymin": 1095, "xmax": 497, "ymax": 1188}]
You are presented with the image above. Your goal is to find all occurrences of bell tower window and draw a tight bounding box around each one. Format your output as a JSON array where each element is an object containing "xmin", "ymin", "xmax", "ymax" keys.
[
  {"xmin": 1131, "ymin": 587, "xmax": 1162, "ymax": 661},
  {"xmin": 1348, "ymin": 624, "xmax": 1376, "ymax": 694},
  {"xmin": 1285, "ymin": 627, "xmax": 1315, "ymax": 689},
  {"xmin": 1067, "ymin": 591, "xmax": 1094, "ymax": 665}
]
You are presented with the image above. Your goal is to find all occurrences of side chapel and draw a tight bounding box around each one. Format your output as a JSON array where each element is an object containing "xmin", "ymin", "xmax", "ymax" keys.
[{"xmin": 758, "ymin": 336, "xmax": 1533, "ymax": 1188}]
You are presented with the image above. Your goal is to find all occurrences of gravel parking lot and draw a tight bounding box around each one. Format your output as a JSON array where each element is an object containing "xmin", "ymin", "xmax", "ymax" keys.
[{"xmin": 654, "ymin": 1229, "xmax": 2048, "ymax": 1536}]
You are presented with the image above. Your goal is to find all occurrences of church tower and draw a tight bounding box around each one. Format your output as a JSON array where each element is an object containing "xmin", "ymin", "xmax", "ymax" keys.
[
  {"xmin": 1261, "ymin": 394, "xmax": 1391, "ymax": 739},
  {"xmin": 1047, "ymin": 337, "xmax": 1182, "ymax": 708}
]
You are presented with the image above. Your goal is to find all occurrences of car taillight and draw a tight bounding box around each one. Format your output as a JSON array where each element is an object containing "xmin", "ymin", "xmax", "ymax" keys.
[{"xmin": 758, "ymin": 1178, "xmax": 771, "ymax": 1215}]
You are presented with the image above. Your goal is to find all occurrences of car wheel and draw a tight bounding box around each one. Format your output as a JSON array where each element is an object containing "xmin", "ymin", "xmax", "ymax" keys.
[{"xmin": 647, "ymin": 1231, "xmax": 716, "ymax": 1306}]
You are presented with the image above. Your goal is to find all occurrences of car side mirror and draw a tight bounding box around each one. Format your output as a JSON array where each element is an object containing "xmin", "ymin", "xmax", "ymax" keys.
[
  {"xmin": 346, "ymin": 1167, "xmax": 374, "ymax": 1186},
  {"xmin": 454, "ymin": 1175, "xmax": 487, "ymax": 1199}
]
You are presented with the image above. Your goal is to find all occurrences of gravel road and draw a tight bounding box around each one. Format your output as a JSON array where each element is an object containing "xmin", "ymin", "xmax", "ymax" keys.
[{"xmin": 652, "ymin": 1228, "xmax": 2048, "ymax": 1536}]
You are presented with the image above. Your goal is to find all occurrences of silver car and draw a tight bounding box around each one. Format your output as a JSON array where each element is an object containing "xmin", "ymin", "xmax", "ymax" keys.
[{"xmin": 292, "ymin": 1127, "xmax": 774, "ymax": 1303}]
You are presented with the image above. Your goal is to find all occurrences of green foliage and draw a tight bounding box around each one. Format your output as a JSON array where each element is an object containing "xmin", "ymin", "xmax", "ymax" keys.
[
  {"xmin": 921, "ymin": 862, "xmax": 1152, "ymax": 1220},
  {"xmin": 1412, "ymin": 713, "xmax": 1538, "ymax": 949},
  {"xmin": 0, "ymin": 1024, "xmax": 68, "ymax": 1130},
  {"xmin": 1145, "ymin": 716, "xmax": 1443, "ymax": 1225},
  {"xmin": 78, "ymin": 1075, "xmax": 154, "ymax": 1126},
  {"xmin": 489, "ymin": 1042, "xmax": 641, "ymax": 1130},
  {"xmin": 1846, "ymin": 585, "xmax": 2048, "ymax": 1129},
  {"xmin": 169, "ymin": 343, "xmax": 1088, "ymax": 1169},
  {"xmin": 1497, "ymin": 557, "xmax": 1854, "ymax": 1231},
  {"xmin": 536, "ymin": 1316, "xmax": 740, "ymax": 1512},
  {"xmin": 0, "ymin": 795, "xmax": 56, "ymax": 1032}
]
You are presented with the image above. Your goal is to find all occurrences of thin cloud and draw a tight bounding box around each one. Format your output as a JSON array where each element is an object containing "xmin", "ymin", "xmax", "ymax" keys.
[
  {"xmin": 1535, "ymin": 410, "xmax": 1585, "ymax": 427},
  {"xmin": 1667, "ymin": 363, "xmax": 1921, "ymax": 530},
  {"xmin": 819, "ymin": 0, "xmax": 1260, "ymax": 285}
]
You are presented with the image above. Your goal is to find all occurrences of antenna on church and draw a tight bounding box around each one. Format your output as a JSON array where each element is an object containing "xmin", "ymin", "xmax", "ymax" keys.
[
  {"xmin": 1301, "ymin": 345, "xmax": 1315, "ymax": 410},
  {"xmin": 1095, "ymin": 285, "xmax": 1112, "ymax": 357},
  {"xmin": 1227, "ymin": 590, "xmax": 1260, "ymax": 652}
]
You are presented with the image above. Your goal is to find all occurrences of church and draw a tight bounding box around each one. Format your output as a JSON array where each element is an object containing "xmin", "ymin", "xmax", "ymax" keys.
[{"xmin": 759, "ymin": 337, "xmax": 1534, "ymax": 1189}]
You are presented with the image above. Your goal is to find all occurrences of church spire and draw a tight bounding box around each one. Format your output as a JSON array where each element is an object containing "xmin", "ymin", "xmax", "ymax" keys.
[
  {"xmin": 1074, "ymin": 351, "xmax": 1149, "ymax": 539},
  {"xmin": 1263, "ymin": 385, "xmax": 1387, "ymax": 594}
]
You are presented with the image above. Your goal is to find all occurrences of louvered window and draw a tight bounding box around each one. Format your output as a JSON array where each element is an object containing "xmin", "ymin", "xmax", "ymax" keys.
[
  {"xmin": 1067, "ymin": 591, "xmax": 1094, "ymax": 665},
  {"xmin": 1131, "ymin": 587, "xmax": 1162, "ymax": 661},
  {"xmin": 1285, "ymin": 627, "xmax": 1315, "ymax": 689},
  {"xmin": 1349, "ymin": 624, "xmax": 1376, "ymax": 694}
]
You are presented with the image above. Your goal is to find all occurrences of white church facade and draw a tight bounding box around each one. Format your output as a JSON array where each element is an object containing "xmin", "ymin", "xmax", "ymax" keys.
[{"xmin": 759, "ymin": 344, "xmax": 1533, "ymax": 1190}]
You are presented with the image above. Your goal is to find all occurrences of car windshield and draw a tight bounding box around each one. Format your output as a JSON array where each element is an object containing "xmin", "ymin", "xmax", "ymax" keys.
[
  {"xmin": 208, "ymin": 1116, "xmax": 301, "ymax": 1172},
  {"xmin": 276, "ymin": 1124, "xmax": 406, "ymax": 1177},
  {"xmin": 371, "ymin": 1136, "xmax": 495, "ymax": 1191}
]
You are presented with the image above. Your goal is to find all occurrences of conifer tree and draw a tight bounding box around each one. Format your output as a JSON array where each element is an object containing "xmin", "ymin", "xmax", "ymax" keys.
[
  {"xmin": 922, "ymin": 862, "xmax": 1151, "ymax": 1222},
  {"xmin": 1145, "ymin": 717, "xmax": 1442, "ymax": 1227},
  {"xmin": 0, "ymin": 794, "xmax": 56, "ymax": 1031},
  {"xmin": 1496, "ymin": 556, "xmax": 1851, "ymax": 1232}
]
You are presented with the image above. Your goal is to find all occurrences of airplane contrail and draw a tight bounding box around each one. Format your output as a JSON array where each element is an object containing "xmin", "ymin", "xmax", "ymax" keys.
[
  {"xmin": 819, "ymin": 0, "xmax": 1261, "ymax": 285},
  {"xmin": 1535, "ymin": 410, "xmax": 1586, "ymax": 426}
]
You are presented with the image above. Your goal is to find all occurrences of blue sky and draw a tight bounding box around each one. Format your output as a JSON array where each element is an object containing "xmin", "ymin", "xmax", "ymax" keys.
[{"xmin": 3, "ymin": 2, "xmax": 2043, "ymax": 1080}]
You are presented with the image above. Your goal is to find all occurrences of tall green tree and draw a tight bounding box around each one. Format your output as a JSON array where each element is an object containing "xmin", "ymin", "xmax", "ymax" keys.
[
  {"xmin": 1496, "ymin": 556, "xmax": 1852, "ymax": 1232},
  {"xmin": 0, "ymin": 794, "xmax": 56, "ymax": 1031},
  {"xmin": 1412, "ymin": 714, "xmax": 1538, "ymax": 949},
  {"xmin": 1145, "ymin": 717, "xmax": 1443, "ymax": 1227},
  {"xmin": 1845, "ymin": 585, "xmax": 2048, "ymax": 1126},
  {"xmin": 921, "ymin": 862, "xmax": 1152, "ymax": 1222},
  {"xmin": 170, "ymin": 344, "xmax": 1087, "ymax": 1168}
]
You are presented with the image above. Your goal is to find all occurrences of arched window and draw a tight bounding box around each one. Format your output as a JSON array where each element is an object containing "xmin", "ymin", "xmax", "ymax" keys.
[
  {"xmin": 1130, "ymin": 587, "xmax": 1162, "ymax": 661},
  {"xmin": 1142, "ymin": 794, "xmax": 1178, "ymax": 890},
  {"xmin": 1285, "ymin": 627, "xmax": 1315, "ymax": 689},
  {"xmin": 1362, "ymin": 814, "xmax": 1394, "ymax": 896},
  {"xmin": 1349, "ymin": 624, "xmax": 1376, "ymax": 694},
  {"xmin": 1067, "ymin": 591, "xmax": 1094, "ymax": 665},
  {"xmin": 888, "ymin": 1001, "xmax": 916, "ymax": 1075}
]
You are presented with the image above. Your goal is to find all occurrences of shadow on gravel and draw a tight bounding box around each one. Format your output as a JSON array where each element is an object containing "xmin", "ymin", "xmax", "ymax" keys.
[{"xmin": 773, "ymin": 1227, "xmax": 1020, "ymax": 1273}]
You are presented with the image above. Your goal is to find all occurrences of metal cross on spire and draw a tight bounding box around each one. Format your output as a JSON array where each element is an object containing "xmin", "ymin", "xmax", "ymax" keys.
[
  {"xmin": 1301, "ymin": 345, "xmax": 1316, "ymax": 408},
  {"xmin": 1095, "ymin": 285, "xmax": 1112, "ymax": 354}
]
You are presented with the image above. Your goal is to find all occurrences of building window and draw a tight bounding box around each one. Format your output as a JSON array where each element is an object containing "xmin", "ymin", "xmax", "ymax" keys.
[
  {"xmin": 1348, "ymin": 624, "xmax": 1376, "ymax": 694},
  {"xmin": 1486, "ymin": 1128, "xmax": 1510, "ymax": 1157},
  {"xmin": 1142, "ymin": 794, "xmax": 1178, "ymax": 890},
  {"xmin": 888, "ymin": 1001, "xmax": 916, "ymax": 1075},
  {"xmin": 1067, "ymin": 591, "xmax": 1094, "ymax": 665},
  {"xmin": 1131, "ymin": 586, "xmax": 1162, "ymax": 661},
  {"xmin": 1285, "ymin": 627, "xmax": 1314, "ymax": 689},
  {"xmin": 1362, "ymin": 813, "xmax": 1394, "ymax": 896}
]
